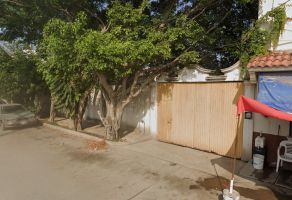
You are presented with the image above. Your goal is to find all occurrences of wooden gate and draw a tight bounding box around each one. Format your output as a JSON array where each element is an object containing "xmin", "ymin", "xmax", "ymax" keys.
[{"xmin": 157, "ymin": 82, "xmax": 243, "ymax": 158}]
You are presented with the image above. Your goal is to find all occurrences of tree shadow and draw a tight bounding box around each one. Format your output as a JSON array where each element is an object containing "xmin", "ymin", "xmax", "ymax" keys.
[
  {"xmin": 119, "ymin": 84, "xmax": 157, "ymax": 138},
  {"xmin": 156, "ymin": 82, "xmax": 174, "ymax": 104},
  {"xmin": 117, "ymin": 82, "xmax": 175, "ymax": 139},
  {"xmin": 82, "ymin": 118, "xmax": 103, "ymax": 129}
]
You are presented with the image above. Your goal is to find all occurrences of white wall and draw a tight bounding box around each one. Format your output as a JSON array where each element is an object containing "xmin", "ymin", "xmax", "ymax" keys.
[
  {"xmin": 224, "ymin": 68, "xmax": 241, "ymax": 81},
  {"xmin": 261, "ymin": 0, "xmax": 292, "ymax": 51},
  {"xmin": 277, "ymin": 21, "xmax": 292, "ymax": 51},
  {"xmin": 85, "ymin": 89, "xmax": 99, "ymax": 120},
  {"xmin": 159, "ymin": 62, "xmax": 241, "ymax": 82},
  {"xmin": 85, "ymin": 85, "xmax": 157, "ymax": 136},
  {"xmin": 177, "ymin": 67, "xmax": 209, "ymax": 82},
  {"xmin": 253, "ymin": 114, "xmax": 290, "ymax": 136},
  {"xmin": 121, "ymin": 85, "xmax": 157, "ymax": 136}
]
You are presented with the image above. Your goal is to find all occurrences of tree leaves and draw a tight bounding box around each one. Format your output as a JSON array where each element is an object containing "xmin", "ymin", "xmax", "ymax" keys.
[
  {"xmin": 0, "ymin": 43, "xmax": 47, "ymax": 111},
  {"xmin": 38, "ymin": 1, "xmax": 207, "ymax": 119},
  {"xmin": 239, "ymin": 4, "xmax": 287, "ymax": 79},
  {"xmin": 38, "ymin": 14, "xmax": 95, "ymax": 118}
]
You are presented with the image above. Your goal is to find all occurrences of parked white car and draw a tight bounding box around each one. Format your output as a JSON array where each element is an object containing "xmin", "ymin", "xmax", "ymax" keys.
[{"xmin": 0, "ymin": 104, "xmax": 38, "ymax": 130}]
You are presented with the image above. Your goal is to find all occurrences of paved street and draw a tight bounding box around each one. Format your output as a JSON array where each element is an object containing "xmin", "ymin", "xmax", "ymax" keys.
[{"xmin": 0, "ymin": 126, "xmax": 291, "ymax": 200}]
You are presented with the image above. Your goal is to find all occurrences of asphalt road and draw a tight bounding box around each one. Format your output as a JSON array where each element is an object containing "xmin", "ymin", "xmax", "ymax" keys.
[{"xmin": 0, "ymin": 126, "xmax": 290, "ymax": 200}]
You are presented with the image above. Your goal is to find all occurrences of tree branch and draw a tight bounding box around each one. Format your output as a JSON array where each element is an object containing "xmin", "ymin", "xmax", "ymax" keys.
[
  {"xmin": 130, "ymin": 71, "xmax": 140, "ymax": 96},
  {"xmin": 121, "ymin": 56, "xmax": 181, "ymax": 109},
  {"xmin": 120, "ymin": 71, "xmax": 141, "ymax": 108},
  {"xmin": 186, "ymin": 0, "xmax": 218, "ymax": 19},
  {"xmin": 191, "ymin": 8, "xmax": 206, "ymax": 20},
  {"xmin": 122, "ymin": 77, "xmax": 128, "ymax": 94},
  {"xmin": 1, "ymin": 0, "xmax": 29, "ymax": 7},
  {"xmin": 97, "ymin": 72, "xmax": 114, "ymax": 101},
  {"xmin": 142, "ymin": 51, "xmax": 185, "ymax": 74},
  {"xmin": 206, "ymin": 8, "xmax": 232, "ymax": 34}
]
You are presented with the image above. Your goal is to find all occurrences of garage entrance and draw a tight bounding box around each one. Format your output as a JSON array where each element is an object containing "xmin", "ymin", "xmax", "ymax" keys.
[{"xmin": 157, "ymin": 81, "xmax": 244, "ymax": 158}]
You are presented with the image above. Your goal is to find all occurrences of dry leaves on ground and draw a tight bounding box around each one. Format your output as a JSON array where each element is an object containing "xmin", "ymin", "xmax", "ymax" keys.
[{"xmin": 86, "ymin": 139, "xmax": 108, "ymax": 151}]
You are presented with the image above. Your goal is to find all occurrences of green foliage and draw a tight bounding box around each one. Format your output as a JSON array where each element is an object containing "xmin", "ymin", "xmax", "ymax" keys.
[
  {"xmin": 269, "ymin": 5, "xmax": 287, "ymax": 48},
  {"xmin": 190, "ymin": 0, "xmax": 258, "ymax": 68},
  {"xmin": 239, "ymin": 5, "xmax": 286, "ymax": 78},
  {"xmin": 1, "ymin": 0, "xmax": 260, "ymax": 68},
  {"xmin": 39, "ymin": 1, "xmax": 206, "ymax": 132},
  {"xmin": 76, "ymin": 2, "xmax": 204, "ymax": 82},
  {"xmin": 38, "ymin": 13, "xmax": 95, "ymax": 118},
  {"xmin": 0, "ymin": 0, "xmax": 109, "ymax": 43},
  {"xmin": 0, "ymin": 43, "xmax": 47, "ymax": 112}
]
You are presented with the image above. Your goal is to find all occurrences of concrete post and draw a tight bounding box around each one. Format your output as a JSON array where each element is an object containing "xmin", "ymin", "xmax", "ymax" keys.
[{"xmin": 241, "ymin": 81, "xmax": 256, "ymax": 161}]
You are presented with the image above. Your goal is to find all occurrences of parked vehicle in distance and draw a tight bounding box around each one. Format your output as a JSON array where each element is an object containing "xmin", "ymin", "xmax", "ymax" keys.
[{"xmin": 0, "ymin": 104, "xmax": 38, "ymax": 130}]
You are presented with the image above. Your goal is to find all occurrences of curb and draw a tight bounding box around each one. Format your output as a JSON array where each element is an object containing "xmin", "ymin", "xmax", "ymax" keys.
[{"xmin": 43, "ymin": 122, "xmax": 106, "ymax": 142}]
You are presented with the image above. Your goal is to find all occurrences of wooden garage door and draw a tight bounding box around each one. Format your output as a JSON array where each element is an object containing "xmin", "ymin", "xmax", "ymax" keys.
[{"xmin": 157, "ymin": 82, "xmax": 243, "ymax": 158}]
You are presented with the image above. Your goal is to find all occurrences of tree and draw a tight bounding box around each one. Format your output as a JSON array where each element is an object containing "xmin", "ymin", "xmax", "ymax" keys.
[
  {"xmin": 7, "ymin": 0, "xmax": 259, "ymax": 138},
  {"xmin": 0, "ymin": 43, "xmax": 48, "ymax": 115},
  {"xmin": 38, "ymin": 13, "xmax": 97, "ymax": 130},
  {"xmin": 38, "ymin": 0, "xmax": 260, "ymax": 139},
  {"xmin": 40, "ymin": 1, "xmax": 206, "ymax": 139}
]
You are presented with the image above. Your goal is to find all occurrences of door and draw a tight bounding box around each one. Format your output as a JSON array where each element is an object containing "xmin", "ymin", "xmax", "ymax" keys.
[{"xmin": 157, "ymin": 82, "xmax": 243, "ymax": 158}]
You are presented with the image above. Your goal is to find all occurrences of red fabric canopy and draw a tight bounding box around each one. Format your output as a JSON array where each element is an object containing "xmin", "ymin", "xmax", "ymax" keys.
[{"xmin": 237, "ymin": 95, "xmax": 292, "ymax": 121}]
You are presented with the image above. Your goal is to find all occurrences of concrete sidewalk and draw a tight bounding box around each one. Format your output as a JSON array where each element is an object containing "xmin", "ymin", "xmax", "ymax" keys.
[
  {"xmin": 0, "ymin": 126, "xmax": 291, "ymax": 200},
  {"xmin": 123, "ymin": 139, "xmax": 292, "ymax": 199}
]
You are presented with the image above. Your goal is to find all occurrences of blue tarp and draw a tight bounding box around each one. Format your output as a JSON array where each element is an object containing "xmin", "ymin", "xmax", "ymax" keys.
[{"xmin": 257, "ymin": 72, "xmax": 292, "ymax": 113}]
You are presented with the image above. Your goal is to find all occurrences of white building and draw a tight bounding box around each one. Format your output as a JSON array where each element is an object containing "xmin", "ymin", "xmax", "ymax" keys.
[{"xmin": 242, "ymin": 0, "xmax": 292, "ymax": 162}]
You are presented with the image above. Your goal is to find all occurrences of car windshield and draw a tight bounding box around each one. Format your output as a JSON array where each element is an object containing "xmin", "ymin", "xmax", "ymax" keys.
[{"xmin": 2, "ymin": 105, "xmax": 26, "ymax": 114}]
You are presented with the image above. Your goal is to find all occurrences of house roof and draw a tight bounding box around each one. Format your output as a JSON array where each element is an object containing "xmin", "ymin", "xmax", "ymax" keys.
[{"xmin": 247, "ymin": 52, "xmax": 292, "ymax": 69}]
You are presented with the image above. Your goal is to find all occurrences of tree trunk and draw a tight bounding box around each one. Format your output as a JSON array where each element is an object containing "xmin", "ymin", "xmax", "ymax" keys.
[
  {"xmin": 102, "ymin": 99, "xmax": 124, "ymax": 141},
  {"xmin": 49, "ymin": 97, "xmax": 56, "ymax": 123},
  {"xmin": 72, "ymin": 117, "xmax": 78, "ymax": 131},
  {"xmin": 96, "ymin": 71, "xmax": 149, "ymax": 141},
  {"xmin": 96, "ymin": 90, "xmax": 110, "ymax": 139},
  {"xmin": 73, "ymin": 89, "xmax": 91, "ymax": 131}
]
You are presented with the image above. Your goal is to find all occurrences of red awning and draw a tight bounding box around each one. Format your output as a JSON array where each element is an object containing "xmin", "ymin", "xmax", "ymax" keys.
[{"xmin": 237, "ymin": 95, "xmax": 292, "ymax": 121}]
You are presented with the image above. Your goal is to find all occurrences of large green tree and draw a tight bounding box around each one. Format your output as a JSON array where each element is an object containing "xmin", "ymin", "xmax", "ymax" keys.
[
  {"xmin": 38, "ymin": 14, "xmax": 96, "ymax": 130},
  {"xmin": 39, "ymin": 1, "xmax": 207, "ymax": 139},
  {"xmin": 3, "ymin": 0, "xmax": 260, "ymax": 138}
]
